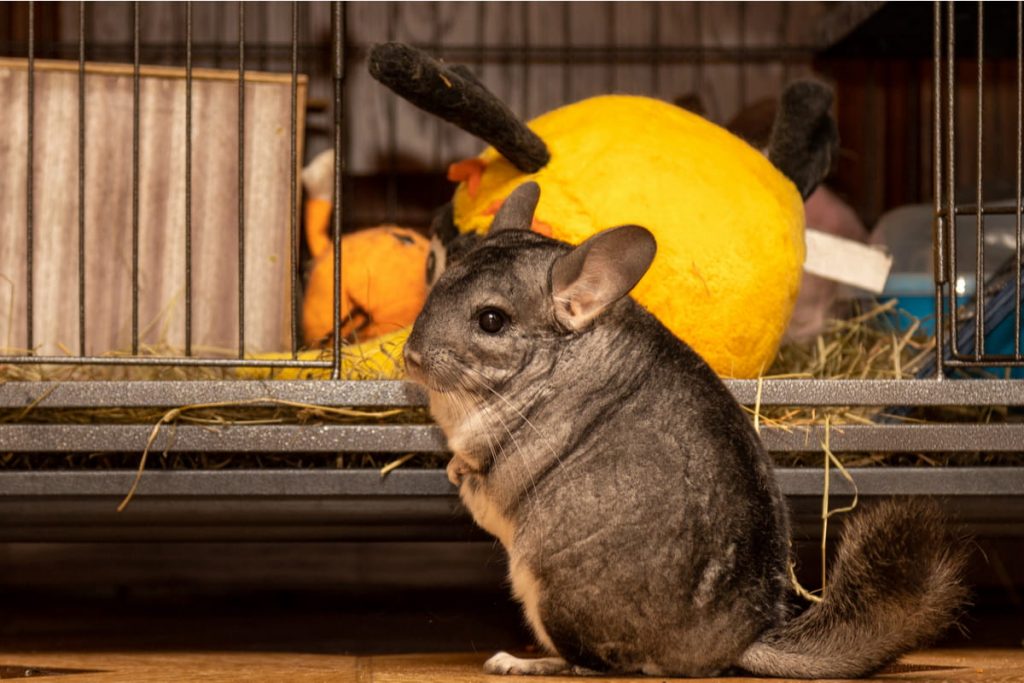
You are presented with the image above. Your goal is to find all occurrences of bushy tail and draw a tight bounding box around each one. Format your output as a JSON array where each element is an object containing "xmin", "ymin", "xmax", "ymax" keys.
[{"xmin": 738, "ymin": 499, "xmax": 969, "ymax": 679}]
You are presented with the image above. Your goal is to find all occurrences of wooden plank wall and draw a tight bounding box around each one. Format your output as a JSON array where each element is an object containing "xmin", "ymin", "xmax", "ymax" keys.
[
  {"xmin": 0, "ymin": 60, "xmax": 306, "ymax": 357},
  {"xmin": 4, "ymin": 2, "xmax": 826, "ymax": 173}
]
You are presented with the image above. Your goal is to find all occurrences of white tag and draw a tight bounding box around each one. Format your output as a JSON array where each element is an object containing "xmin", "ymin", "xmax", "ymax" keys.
[{"xmin": 803, "ymin": 228, "xmax": 893, "ymax": 294}]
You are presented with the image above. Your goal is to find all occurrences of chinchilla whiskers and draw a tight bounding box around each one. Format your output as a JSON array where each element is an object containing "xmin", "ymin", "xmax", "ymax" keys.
[
  {"xmin": 471, "ymin": 383, "xmax": 540, "ymax": 506},
  {"xmin": 456, "ymin": 382, "xmax": 537, "ymax": 506},
  {"xmin": 461, "ymin": 367, "xmax": 567, "ymax": 478},
  {"xmin": 458, "ymin": 370, "xmax": 558, "ymax": 506}
]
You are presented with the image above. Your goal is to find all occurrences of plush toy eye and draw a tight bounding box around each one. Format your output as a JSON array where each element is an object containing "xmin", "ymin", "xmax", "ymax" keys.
[
  {"xmin": 478, "ymin": 308, "xmax": 508, "ymax": 334},
  {"xmin": 425, "ymin": 250, "xmax": 436, "ymax": 285}
]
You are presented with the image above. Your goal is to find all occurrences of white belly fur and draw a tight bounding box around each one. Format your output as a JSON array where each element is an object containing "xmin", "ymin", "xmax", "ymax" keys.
[
  {"xmin": 509, "ymin": 554, "xmax": 557, "ymax": 654},
  {"xmin": 458, "ymin": 475, "xmax": 514, "ymax": 548},
  {"xmin": 459, "ymin": 480, "xmax": 556, "ymax": 654}
]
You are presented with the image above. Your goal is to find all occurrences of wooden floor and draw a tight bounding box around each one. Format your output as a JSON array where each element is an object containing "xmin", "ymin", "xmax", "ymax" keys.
[
  {"xmin": 2, "ymin": 649, "xmax": 1024, "ymax": 682},
  {"xmin": 1, "ymin": 577, "xmax": 1021, "ymax": 683}
]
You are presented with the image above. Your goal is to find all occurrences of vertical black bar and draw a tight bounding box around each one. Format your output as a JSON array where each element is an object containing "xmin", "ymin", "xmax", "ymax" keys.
[
  {"xmin": 214, "ymin": 2, "xmax": 224, "ymax": 68},
  {"xmin": 258, "ymin": 0, "xmax": 268, "ymax": 71},
  {"xmin": 78, "ymin": 1, "xmax": 86, "ymax": 355},
  {"xmin": 561, "ymin": 2, "xmax": 571, "ymax": 103},
  {"xmin": 933, "ymin": 0, "xmax": 947, "ymax": 377},
  {"xmin": 385, "ymin": 2, "xmax": 397, "ymax": 224},
  {"xmin": 290, "ymin": 0, "xmax": 299, "ymax": 357},
  {"xmin": 778, "ymin": 2, "xmax": 791, "ymax": 85},
  {"xmin": 26, "ymin": 1, "xmax": 34, "ymax": 354},
  {"xmin": 975, "ymin": 1, "xmax": 985, "ymax": 359},
  {"xmin": 476, "ymin": 2, "xmax": 486, "ymax": 74},
  {"xmin": 132, "ymin": 1, "xmax": 140, "ymax": 355},
  {"xmin": 432, "ymin": 2, "xmax": 443, "ymax": 167},
  {"xmin": 694, "ymin": 3, "xmax": 705, "ymax": 103},
  {"xmin": 605, "ymin": 4, "xmax": 614, "ymax": 93},
  {"xmin": 738, "ymin": 3, "xmax": 747, "ymax": 110},
  {"xmin": 238, "ymin": 1, "xmax": 246, "ymax": 359},
  {"xmin": 521, "ymin": 2, "xmax": 530, "ymax": 118},
  {"xmin": 332, "ymin": 1, "xmax": 345, "ymax": 379},
  {"xmin": 1017, "ymin": 0, "xmax": 1023, "ymax": 358},
  {"xmin": 650, "ymin": 3, "xmax": 661, "ymax": 95},
  {"xmin": 290, "ymin": 2, "xmax": 299, "ymax": 358},
  {"xmin": 185, "ymin": 1, "xmax": 193, "ymax": 356},
  {"xmin": 946, "ymin": 0, "xmax": 959, "ymax": 358}
]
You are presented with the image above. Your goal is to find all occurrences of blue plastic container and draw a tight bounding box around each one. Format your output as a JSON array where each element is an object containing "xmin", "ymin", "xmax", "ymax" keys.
[
  {"xmin": 874, "ymin": 204, "xmax": 1022, "ymax": 371},
  {"xmin": 881, "ymin": 274, "xmax": 1022, "ymax": 377}
]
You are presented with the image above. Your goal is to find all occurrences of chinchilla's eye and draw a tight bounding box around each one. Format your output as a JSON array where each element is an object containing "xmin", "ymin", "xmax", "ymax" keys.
[{"xmin": 478, "ymin": 308, "xmax": 508, "ymax": 334}]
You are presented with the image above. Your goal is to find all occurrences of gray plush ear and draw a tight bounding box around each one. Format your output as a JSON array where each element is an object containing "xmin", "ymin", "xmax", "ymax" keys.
[
  {"xmin": 550, "ymin": 225, "xmax": 656, "ymax": 331},
  {"xmin": 767, "ymin": 80, "xmax": 838, "ymax": 199},
  {"xmin": 490, "ymin": 182, "xmax": 541, "ymax": 234}
]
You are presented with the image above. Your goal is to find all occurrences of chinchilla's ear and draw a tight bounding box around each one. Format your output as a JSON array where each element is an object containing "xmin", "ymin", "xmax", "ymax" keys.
[
  {"xmin": 550, "ymin": 225, "xmax": 656, "ymax": 331},
  {"xmin": 490, "ymin": 182, "xmax": 541, "ymax": 234}
]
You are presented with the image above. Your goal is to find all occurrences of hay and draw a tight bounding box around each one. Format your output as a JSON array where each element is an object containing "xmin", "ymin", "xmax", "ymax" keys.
[
  {"xmin": 758, "ymin": 299, "xmax": 1021, "ymax": 467},
  {"xmin": 2, "ymin": 299, "xmax": 1021, "ymax": 476}
]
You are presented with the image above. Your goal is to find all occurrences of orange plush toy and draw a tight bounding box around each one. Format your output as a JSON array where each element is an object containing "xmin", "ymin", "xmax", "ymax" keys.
[{"xmin": 300, "ymin": 150, "xmax": 430, "ymax": 346}]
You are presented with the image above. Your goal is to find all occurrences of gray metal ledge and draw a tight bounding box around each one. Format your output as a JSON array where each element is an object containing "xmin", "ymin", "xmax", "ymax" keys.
[
  {"xmin": 0, "ymin": 379, "xmax": 428, "ymax": 409},
  {"xmin": 2, "ymin": 379, "xmax": 1024, "ymax": 409},
  {"xmin": 0, "ymin": 468, "xmax": 1021, "ymax": 542},
  {"xmin": 3, "ymin": 467, "xmax": 1022, "ymax": 498},
  {"xmin": 2, "ymin": 422, "xmax": 1023, "ymax": 453}
]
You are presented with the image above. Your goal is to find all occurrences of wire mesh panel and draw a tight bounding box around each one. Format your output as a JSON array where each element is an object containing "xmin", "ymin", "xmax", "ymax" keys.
[
  {"xmin": 0, "ymin": 1, "xmax": 331, "ymax": 372},
  {"xmin": 934, "ymin": 0, "xmax": 1024, "ymax": 372},
  {"xmin": 0, "ymin": 1, "xmax": 824, "ymax": 374}
]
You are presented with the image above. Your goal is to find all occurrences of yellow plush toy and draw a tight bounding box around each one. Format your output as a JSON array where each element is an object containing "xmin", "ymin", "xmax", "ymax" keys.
[
  {"xmin": 370, "ymin": 44, "xmax": 837, "ymax": 378},
  {"xmin": 239, "ymin": 149, "xmax": 427, "ymax": 380},
  {"xmin": 299, "ymin": 150, "xmax": 431, "ymax": 347},
  {"xmin": 448, "ymin": 96, "xmax": 802, "ymax": 378}
]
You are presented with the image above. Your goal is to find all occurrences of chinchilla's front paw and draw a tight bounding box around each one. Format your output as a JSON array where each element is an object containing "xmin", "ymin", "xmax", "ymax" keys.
[
  {"xmin": 484, "ymin": 652, "xmax": 573, "ymax": 676},
  {"xmin": 446, "ymin": 454, "xmax": 474, "ymax": 486},
  {"xmin": 446, "ymin": 454, "xmax": 481, "ymax": 485}
]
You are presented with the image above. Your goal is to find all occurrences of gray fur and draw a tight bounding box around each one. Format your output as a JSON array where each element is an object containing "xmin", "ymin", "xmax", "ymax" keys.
[
  {"xmin": 491, "ymin": 181, "xmax": 541, "ymax": 233},
  {"xmin": 426, "ymin": 203, "xmax": 480, "ymax": 290},
  {"xmin": 767, "ymin": 80, "xmax": 839, "ymax": 199},
  {"xmin": 405, "ymin": 183, "xmax": 967, "ymax": 678},
  {"xmin": 739, "ymin": 498, "xmax": 969, "ymax": 678}
]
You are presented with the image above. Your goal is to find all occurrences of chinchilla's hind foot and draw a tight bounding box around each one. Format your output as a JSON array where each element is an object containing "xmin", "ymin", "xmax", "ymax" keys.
[{"xmin": 483, "ymin": 652, "xmax": 598, "ymax": 676}]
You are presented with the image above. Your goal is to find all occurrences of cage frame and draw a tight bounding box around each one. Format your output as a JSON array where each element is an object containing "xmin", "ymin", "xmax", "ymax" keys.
[{"xmin": 1, "ymin": 1, "xmax": 1023, "ymax": 543}]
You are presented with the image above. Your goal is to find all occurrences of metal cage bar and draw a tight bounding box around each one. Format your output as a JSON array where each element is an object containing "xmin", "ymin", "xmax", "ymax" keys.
[
  {"xmin": 237, "ymin": 1, "xmax": 247, "ymax": 360},
  {"xmin": 185, "ymin": 1, "xmax": 194, "ymax": 357},
  {"xmin": 131, "ymin": 1, "xmax": 140, "ymax": 355},
  {"xmin": 975, "ymin": 1, "xmax": 985, "ymax": 360},
  {"xmin": 937, "ymin": 0, "xmax": 1024, "ymax": 369},
  {"xmin": 77, "ymin": 1, "xmax": 86, "ymax": 356},
  {"xmin": 331, "ymin": 1, "xmax": 346, "ymax": 380},
  {"xmin": 945, "ymin": 0, "xmax": 959, "ymax": 364},
  {"xmin": 1018, "ymin": 0, "xmax": 1023, "ymax": 358},
  {"xmin": 290, "ymin": 0, "xmax": 299, "ymax": 358},
  {"xmin": 933, "ymin": 0, "xmax": 947, "ymax": 378},
  {"xmin": 25, "ymin": 1, "xmax": 34, "ymax": 355}
]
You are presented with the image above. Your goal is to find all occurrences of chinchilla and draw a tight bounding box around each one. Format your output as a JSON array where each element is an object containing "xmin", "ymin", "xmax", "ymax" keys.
[{"xmin": 403, "ymin": 182, "xmax": 968, "ymax": 678}]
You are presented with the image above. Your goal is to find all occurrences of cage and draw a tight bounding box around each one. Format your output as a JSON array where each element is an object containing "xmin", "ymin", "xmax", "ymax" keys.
[{"xmin": 0, "ymin": 1, "xmax": 1023, "ymax": 611}]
